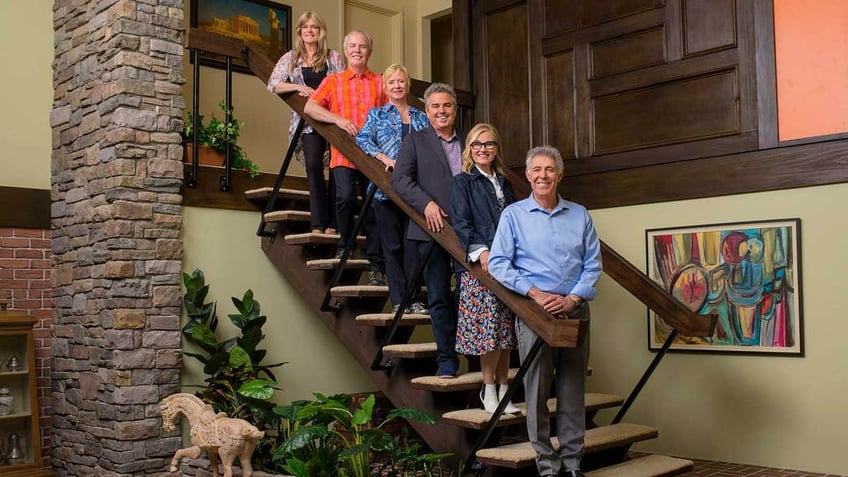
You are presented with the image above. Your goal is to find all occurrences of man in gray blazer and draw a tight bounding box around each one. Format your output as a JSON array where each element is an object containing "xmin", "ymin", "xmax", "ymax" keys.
[{"xmin": 391, "ymin": 83, "xmax": 467, "ymax": 378}]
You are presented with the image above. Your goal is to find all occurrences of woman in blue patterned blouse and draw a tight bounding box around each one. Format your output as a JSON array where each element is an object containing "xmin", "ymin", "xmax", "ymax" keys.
[
  {"xmin": 268, "ymin": 11, "xmax": 345, "ymax": 235},
  {"xmin": 356, "ymin": 64, "xmax": 430, "ymax": 315}
]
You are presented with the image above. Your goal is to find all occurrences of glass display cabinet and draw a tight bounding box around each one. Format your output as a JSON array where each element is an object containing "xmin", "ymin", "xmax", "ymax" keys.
[{"xmin": 0, "ymin": 309, "xmax": 55, "ymax": 476}]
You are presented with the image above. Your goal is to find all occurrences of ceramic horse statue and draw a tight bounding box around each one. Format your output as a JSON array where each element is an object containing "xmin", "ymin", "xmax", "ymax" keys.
[{"xmin": 161, "ymin": 393, "xmax": 265, "ymax": 477}]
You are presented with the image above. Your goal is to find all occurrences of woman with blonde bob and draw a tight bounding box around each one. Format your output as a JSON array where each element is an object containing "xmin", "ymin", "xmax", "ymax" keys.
[
  {"xmin": 356, "ymin": 64, "xmax": 431, "ymax": 315},
  {"xmin": 449, "ymin": 123, "xmax": 519, "ymax": 414},
  {"xmin": 268, "ymin": 11, "xmax": 345, "ymax": 235}
]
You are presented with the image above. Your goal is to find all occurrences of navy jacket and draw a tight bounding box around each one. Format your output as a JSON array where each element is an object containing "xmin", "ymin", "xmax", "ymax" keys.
[
  {"xmin": 449, "ymin": 167, "xmax": 516, "ymax": 262},
  {"xmin": 392, "ymin": 126, "xmax": 467, "ymax": 241}
]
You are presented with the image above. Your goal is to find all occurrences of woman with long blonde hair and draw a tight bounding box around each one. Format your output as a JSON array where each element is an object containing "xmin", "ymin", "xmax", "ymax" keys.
[
  {"xmin": 267, "ymin": 11, "xmax": 344, "ymax": 234},
  {"xmin": 449, "ymin": 123, "xmax": 519, "ymax": 414}
]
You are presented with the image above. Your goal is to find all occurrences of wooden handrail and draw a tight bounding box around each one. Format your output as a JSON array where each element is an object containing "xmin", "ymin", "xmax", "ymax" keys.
[
  {"xmin": 502, "ymin": 168, "xmax": 716, "ymax": 337},
  {"xmin": 186, "ymin": 28, "xmax": 715, "ymax": 343},
  {"xmin": 238, "ymin": 41, "xmax": 584, "ymax": 348}
]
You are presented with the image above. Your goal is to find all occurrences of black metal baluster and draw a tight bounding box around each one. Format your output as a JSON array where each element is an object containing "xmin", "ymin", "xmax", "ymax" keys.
[{"xmin": 370, "ymin": 239, "xmax": 436, "ymax": 373}]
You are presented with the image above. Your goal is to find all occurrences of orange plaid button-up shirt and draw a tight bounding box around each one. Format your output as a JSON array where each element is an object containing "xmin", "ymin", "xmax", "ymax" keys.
[{"xmin": 310, "ymin": 68, "xmax": 386, "ymax": 169}]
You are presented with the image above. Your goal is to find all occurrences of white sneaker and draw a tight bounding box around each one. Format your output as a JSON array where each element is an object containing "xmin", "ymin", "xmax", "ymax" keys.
[
  {"xmin": 480, "ymin": 384, "xmax": 499, "ymax": 413},
  {"xmin": 498, "ymin": 384, "xmax": 521, "ymax": 414}
]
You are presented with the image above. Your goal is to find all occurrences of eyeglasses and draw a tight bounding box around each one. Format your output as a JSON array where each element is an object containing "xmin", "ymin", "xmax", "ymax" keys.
[{"xmin": 470, "ymin": 141, "xmax": 498, "ymax": 150}]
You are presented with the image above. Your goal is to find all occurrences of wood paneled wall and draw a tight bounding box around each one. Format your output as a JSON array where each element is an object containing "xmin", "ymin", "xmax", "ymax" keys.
[{"xmin": 461, "ymin": 0, "xmax": 848, "ymax": 208}]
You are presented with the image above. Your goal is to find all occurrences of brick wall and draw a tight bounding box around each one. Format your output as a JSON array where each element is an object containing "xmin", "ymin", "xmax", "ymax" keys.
[{"xmin": 0, "ymin": 226, "xmax": 53, "ymax": 465}]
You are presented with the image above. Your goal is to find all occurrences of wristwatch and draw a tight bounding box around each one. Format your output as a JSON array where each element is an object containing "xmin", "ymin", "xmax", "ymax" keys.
[{"xmin": 567, "ymin": 294, "xmax": 582, "ymax": 305}]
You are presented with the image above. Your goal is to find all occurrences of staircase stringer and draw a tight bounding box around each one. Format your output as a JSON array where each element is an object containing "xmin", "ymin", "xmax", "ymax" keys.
[{"xmin": 260, "ymin": 237, "xmax": 473, "ymax": 461}]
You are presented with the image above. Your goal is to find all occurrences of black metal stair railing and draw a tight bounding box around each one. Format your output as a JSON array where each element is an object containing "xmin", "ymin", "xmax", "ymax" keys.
[
  {"xmin": 256, "ymin": 117, "xmax": 306, "ymax": 237},
  {"xmin": 185, "ymin": 48, "xmax": 236, "ymax": 191}
]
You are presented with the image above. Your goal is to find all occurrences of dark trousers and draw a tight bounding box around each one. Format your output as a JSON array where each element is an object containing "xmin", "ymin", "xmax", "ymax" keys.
[
  {"xmin": 333, "ymin": 166, "xmax": 383, "ymax": 271},
  {"xmin": 418, "ymin": 241, "xmax": 458, "ymax": 372},
  {"xmin": 375, "ymin": 200, "xmax": 421, "ymax": 306},
  {"xmin": 301, "ymin": 132, "xmax": 336, "ymax": 231}
]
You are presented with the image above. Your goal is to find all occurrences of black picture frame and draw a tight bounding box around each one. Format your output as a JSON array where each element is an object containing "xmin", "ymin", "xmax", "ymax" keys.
[
  {"xmin": 190, "ymin": 0, "xmax": 292, "ymax": 74},
  {"xmin": 645, "ymin": 218, "xmax": 804, "ymax": 356}
]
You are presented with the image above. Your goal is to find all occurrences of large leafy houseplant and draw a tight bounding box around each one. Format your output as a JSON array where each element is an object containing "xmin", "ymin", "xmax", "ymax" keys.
[
  {"xmin": 274, "ymin": 393, "xmax": 452, "ymax": 477},
  {"xmin": 184, "ymin": 100, "xmax": 260, "ymax": 177},
  {"xmin": 181, "ymin": 269, "xmax": 286, "ymax": 471}
]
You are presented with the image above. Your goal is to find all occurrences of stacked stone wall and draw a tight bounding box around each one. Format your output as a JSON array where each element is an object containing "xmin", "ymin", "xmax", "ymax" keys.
[{"xmin": 51, "ymin": 0, "xmax": 185, "ymax": 474}]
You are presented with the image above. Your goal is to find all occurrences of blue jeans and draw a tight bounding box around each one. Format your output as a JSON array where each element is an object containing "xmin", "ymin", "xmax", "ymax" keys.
[{"xmin": 418, "ymin": 241, "xmax": 458, "ymax": 372}]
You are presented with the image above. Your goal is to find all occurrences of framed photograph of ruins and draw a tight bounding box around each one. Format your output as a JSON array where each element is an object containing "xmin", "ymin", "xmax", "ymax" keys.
[
  {"xmin": 646, "ymin": 219, "xmax": 803, "ymax": 355},
  {"xmin": 190, "ymin": 0, "xmax": 292, "ymax": 73}
]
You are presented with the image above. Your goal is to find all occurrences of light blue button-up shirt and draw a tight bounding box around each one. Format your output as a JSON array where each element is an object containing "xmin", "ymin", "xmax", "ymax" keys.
[{"xmin": 488, "ymin": 194, "xmax": 602, "ymax": 300}]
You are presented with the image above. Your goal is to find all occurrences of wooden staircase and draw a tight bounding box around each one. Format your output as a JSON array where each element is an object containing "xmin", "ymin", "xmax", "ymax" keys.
[
  {"xmin": 188, "ymin": 28, "xmax": 715, "ymax": 476},
  {"xmin": 246, "ymin": 186, "xmax": 693, "ymax": 476}
]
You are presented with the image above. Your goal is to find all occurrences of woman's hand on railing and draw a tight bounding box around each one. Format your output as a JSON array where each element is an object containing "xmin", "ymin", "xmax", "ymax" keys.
[{"xmin": 297, "ymin": 85, "xmax": 315, "ymax": 97}]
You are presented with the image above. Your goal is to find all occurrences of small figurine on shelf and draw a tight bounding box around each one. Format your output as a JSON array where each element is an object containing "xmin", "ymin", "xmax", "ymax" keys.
[
  {"xmin": 0, "ymin": 386, "xmax": 13, "ymax": 416},
  {"xmin": 6, "ymin": 355, "xmax": 23, "ymax": 372},
  {"xmin": 8, "ymin": 432, "xmax": 24, "ymax": 463}
]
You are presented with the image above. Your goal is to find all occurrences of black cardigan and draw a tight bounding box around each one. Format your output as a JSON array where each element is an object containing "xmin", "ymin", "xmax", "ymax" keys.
[{"xmin": 449, "ymin": 167, "xmax": 516, "ymax": 262}]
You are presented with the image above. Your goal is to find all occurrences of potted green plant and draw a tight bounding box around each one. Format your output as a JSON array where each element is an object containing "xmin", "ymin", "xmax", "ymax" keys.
[
  {"xmin": 184, "ymin": 100, "xmax": 260, "ymax": 177},
  {"xmin": 274, "ymin": 393, "xmax": 451, "ymax": 477}
]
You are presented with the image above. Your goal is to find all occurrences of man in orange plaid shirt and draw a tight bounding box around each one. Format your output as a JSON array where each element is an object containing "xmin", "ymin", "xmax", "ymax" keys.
[{"xmin": 305, "ymin": 30, "xmax": 387, "ymax": 285}]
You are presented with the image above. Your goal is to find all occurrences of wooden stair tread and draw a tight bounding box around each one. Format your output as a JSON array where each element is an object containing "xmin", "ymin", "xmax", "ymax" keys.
[
  {"xmin": 412, "ymin": 369, "xmax": 520, "ymax": 392},
  {"xmin": 356, "ymin": 313, "xmax": 431, "ymax": 326},
  {"xmin": 586, "ymin": 455, "xmax": 693, "ymax": 477},
  {"xmin": 330, "ymin": 285, "xmax": 389, "ymax": 297},
  {"xmin": 475, "ymin": 423, "xmax": 659, "ymax": 469},
  {"xmin": 383, "ymin": 342, "xmax": 437, "ymax": 358},
  {"xmin": 264, "ymin": 210, "xmax": 310, "ymax": 223},
  {"xmin": 245, "ymin": 186, "xmax": 309, "ymax": 201},
  {"xmin": 284, "ymin": 232, "xmax": 366, "ymax": 246},
  {"xmin": 441, "ymin": 393, "xmax": 624, "ymax": 429},
  {"xmin": 305, "ymin": 258, "xmax": 370, "ymax": 270},
  {"xmin": 412, "ymin": 367, "xmax": 593, "ymax": 392}
]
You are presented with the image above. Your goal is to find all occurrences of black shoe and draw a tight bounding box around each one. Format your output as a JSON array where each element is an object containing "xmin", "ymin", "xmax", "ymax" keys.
[
  {"xmin": 334, "ymin": 248, "xmax": 346, "ymax": 260},
  {"xmin": 367, "ymin": 271, "xmax": 386, "ymax": 286}
]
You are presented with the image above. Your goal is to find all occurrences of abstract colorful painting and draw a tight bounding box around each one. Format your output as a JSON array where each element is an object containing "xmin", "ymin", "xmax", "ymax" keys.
[{"xmin": 646, "ymin": 219, "xmax": 803, "ymax": 355}]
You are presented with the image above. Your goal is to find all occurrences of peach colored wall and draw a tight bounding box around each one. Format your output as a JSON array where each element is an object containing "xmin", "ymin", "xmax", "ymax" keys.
[{"xmin": 774, "ymin": 0, "xmax": 848, "ymax": 141}]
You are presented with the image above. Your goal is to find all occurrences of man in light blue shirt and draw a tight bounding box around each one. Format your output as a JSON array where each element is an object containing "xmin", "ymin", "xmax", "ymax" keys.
[{"xmin": 488, "ymin": 145, "xmax": 602, "ymax": 477}]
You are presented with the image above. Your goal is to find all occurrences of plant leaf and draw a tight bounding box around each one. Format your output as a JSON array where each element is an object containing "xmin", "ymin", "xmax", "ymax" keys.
[
  {"xmin": 238, "ymin": 379, "xmax": 278, "ymax": 400},
  {"xmin": 228, "ymin": 345, "xmax": 253, "ymax": 370},
  {"xmin": 190, "ymin": 323, "xmax": 218, "ymax": 353},
  {"xmin": 351, "ymin": 394, "xmax": 375, "ymax": 427},
  {"xmin": 338, "ymin": 443, "xmax": 369, "ymax": 458},
  {"xmin": 281, "ymin": 425, "xmax": 330, "ymax": 453},
  {"xmin": 281, "ymin": 458, "xmax": 308, "ymax": 477},
  {"xmin": 384, "ymin": 407, "xmax": 438, "ymax": 425}
]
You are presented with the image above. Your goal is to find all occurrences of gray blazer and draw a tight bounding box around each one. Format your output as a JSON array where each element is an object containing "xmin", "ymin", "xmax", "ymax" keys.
[{"xmin": 392, "ymin": 126, "xmax": 467, "ymax": 241}]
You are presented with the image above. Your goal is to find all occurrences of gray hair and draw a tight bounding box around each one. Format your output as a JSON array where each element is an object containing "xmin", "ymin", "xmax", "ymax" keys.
[
  {"xmin": 343, "ymin": 30, "xmax": 373, "ymax": 50},
  {"xmin": 423, "ymin": 82, "xmax": 457, "ymax": 106},
  {"xmin": 525, "ymin": 145, "xmax": 564, "ymax": 174}
]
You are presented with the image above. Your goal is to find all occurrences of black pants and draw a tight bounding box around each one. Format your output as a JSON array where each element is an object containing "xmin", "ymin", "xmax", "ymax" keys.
[
  {"xmin": 333, "ymin": 166, "xmax": 383, "ymax": 271},
  {"xmin": 418, "ymin": 241, "xmax": 458, "ymax": 372},
  {"xmin": 301, "ymin": 132, "xmax": 336, "ymax": 232},
  {"xmin": 375, "ymin": 200, "xmax": 421, "ymax": 305}
]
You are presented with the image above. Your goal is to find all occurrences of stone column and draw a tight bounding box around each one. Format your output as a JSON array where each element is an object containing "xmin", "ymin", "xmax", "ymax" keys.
[{"xmin": 51, "ymin": 0, "xmax": 185, "ymax": 474}]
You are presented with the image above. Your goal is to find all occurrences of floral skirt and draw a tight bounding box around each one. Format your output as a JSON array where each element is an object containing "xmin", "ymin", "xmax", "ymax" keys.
[{"xmin": 455, "ymin": 271, "xmax": 517, "ymax": 355}]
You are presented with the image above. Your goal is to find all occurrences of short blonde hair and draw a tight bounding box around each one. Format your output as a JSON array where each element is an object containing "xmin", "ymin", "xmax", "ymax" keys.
[
  {"xmin": 461, "ymin": 123, "xmax": 506, "ymax": 175},
  {"xmin": 382, "ymin": 64, "xmax": 410, "ymax": 93}
]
